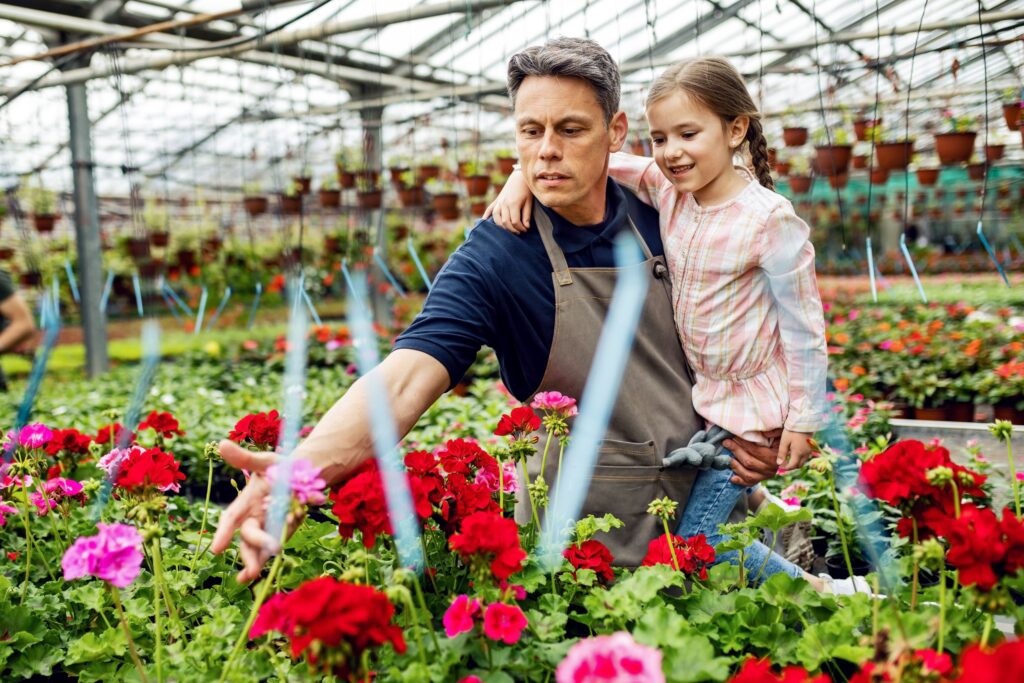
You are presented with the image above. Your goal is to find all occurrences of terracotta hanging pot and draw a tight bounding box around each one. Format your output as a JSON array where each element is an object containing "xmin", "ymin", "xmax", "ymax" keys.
[
  {"xmin": 150, "ymin": 231, "xmax": 170, "ymax": 248},
  {"xmin": 19, "ymin": 271, "xmax": 42, "ymax": 287},
  {"xmin": 337, "ymin": 169, "xmax": 355, "ymax": 189},
  {"xmin": 319, "ymin": 189, "xmax": 341, "ymax": 208},
  {"xmin": 966, "ymin": 163, "xmax": 987, "ymax": 181},
  {"xmin": 934, "ymin": 132, "xmax": 976, "ymax": 165},
  {"xmin": 417, "ymin": 165, "xmax": 441, "ymax": 183},
  {"xmin": 355, "ymin": 170, "xmax": 380, "ymax": 187},
  {"xmin": 774, "ymin": 161, "xmax": 791, "ymax": 175},
  {"xmin": 398, "ymin": 186, "xmax": 425, "ymax": 208},
  {"xmin": 33, "ymin": 214, "xmax": 56, "ymax": 233},
  {"xmin": 0, "ymin": 247, "xmax": 13, "ymax": 260},
  {"xmin": 280, "ymin": 194, "xmax": 302, "ymax": 215},
  {"xmin": 853, "ymin": 118, "xmax": 881, "ymax": 142},
  {"xmin": 875, "ymin": 140, "xmax": 913, "ymax": 170},
  {"xmin": 293, "ymin": 176, "xmax": 312, "ymax": 195},
  {"xmin": 916, "ymin": 168, "xmax": 940, "ymax": 186},
  {"xmin": 127, "ymin": 236, "xmax": 151, "ymax": 260},
  {"xmin": 463, "ymin": 175, "xmax": 490, "ymax": 196},
  {"xmin": 851, "ymin": 155, "xmax": 867, "ymax": 170},
  {"xmin": 1004, "ymin": 103, "xmax": 1021, "ymax": 131},
  {"xmin": 356, "ymin": 190, "xmax": 382, "ymax": 210},
  {"xmin": 433, "ymin": 193, "xmax": 460, "ymax": 220},
  {"xmin": 243, "ymin": 196, "xmax": 268, "ymax": 216},
  {"xmin": 827, "ymin": 173, "xmax": 849, "ymax": 189},
  {"xmin": 870, "ymin": 168, "xmax": 889, "ymax": 185},
  {"xmin": 389, "ymin": 167, "xmax": 409, "ymax": 186},
  {"xmin": 788, "ymin": 176, "xmax": 813, "ymax": 194},
  {"xmin": 497, "ymin": 157, "xmax": 517, "ymax": 175},
  {"xmin": 985, "ymin": 144, "xmax": 1005, "ymax": 162},
  {"xmin": 782, "ymin": 127, "xmax": 808, "ymax": 147},
  {"xmin": 814, "ymin": 144, "xmax": 853, "ymax": 175}
]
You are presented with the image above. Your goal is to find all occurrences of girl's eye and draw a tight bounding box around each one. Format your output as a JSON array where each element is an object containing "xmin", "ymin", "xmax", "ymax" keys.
[
  {"xmin": 650, "ymin": 137, "xmax": 665, "ymax": 146},
  {"xmin": 682, "ymin": 132, "xmax": 696, "ymax": 139}
]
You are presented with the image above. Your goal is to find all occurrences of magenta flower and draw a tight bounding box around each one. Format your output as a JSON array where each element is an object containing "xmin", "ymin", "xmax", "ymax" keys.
[
  {"xmin": 0, "ymin": 499, "xmax": 17, "ymax": 526},
  {"xmin": 556, "ymin": 632, "xmax": 664, "ymax": 683},
  {"xmin": 62, "ymin": 523, "xmax": 144, "ymax": 588},
  {"xmin": 501, "ymin": 460, "xmax": 519, "ymax": 494},
  {"xmin": 5, "ymin": 423, "xmax": 53, "ymax": 450},
  {"xmin": 30, "ymin": 478, "xmax": 86, "ymax": 515},
  {"xmin": 97, "ymin": 445, "xmax": 139, "ymax": 477},
  {"xmin": 482, "ymin": 602, "xmax": 528, "ymax": 645},
  {"xmin": 531, "ymin": 391, "xmax": 578, "ymax": 417},
  {"xmin": 0, "ymin": 473, "xmax": 32, "ymax": 491},
  {"xmin": 458, "ymin": 677, "xmax": 483, "ymax": 683},
  {"xmin": 266, "ymin": 458, "xmax": 327, "ymax": 506},
  {"xmin": 443, "ymin": 594, "xmax": 481, "ymax": 638}
]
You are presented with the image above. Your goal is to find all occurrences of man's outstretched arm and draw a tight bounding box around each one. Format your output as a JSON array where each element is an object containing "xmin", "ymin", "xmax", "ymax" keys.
[{"xmin": 210, "ymin": 348, "xmax": 450, "ymax": 582}]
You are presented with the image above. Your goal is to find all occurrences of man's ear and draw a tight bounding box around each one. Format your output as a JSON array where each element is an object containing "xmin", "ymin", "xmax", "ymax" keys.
[
  {"xmin": 608, "ymin": 110, "xmax": 629, "ymax": 153},
  {"xmin": 729, "ymin": 115, "xmax": 750, "ymax": 150}
]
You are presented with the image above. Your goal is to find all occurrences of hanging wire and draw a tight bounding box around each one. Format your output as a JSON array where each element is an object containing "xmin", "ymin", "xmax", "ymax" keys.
[
  {"xmin": 810, "ymin": 0, "xmax": 847, "ymax": 249},
  {"xmin": 864, "ymin": 0, "xmax": 884, "ymax": 302},
  {"xmin": 105, "ymin": 47, "xmax": 145, "ymax": 242}
]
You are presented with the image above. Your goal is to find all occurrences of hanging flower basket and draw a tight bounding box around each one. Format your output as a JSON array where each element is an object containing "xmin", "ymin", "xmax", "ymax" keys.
[
  {"xmin": 432, "ymin": 192, "xmax": 460, "ymax": 220},
  {"xmin": 985, "ymin": 144, "xmax": 1005, "ymax": 162},
  {"xmin": 355, "ymin": 170, "xmax": 380, "ymax": 187},
  {"xmin": 33, "ymin": 213, "xmax": 56, "ymax": 233},
  {"xmin": 497, "ymin": 157, "xmax": 517, "ymax": 175},
  {"xmin": 417, "ymin": 164, "xmax": 441, "ymax": 183},
  {"xmin": 337, "ymin": 168, "xmax": 355, "ymax": 189},
  {"xmin": 851, "ymin": 155, "xmax": 867, "ymax": 170},
  {"xmin": 870, "ymin": 168, "xmax": 889, "ymax": 185},
  {"xmin": 393, "ymin": 224, "xmax": 409, "ymax": 240},
  {"xmin": 139, "ymin": 259, "xmax": 164, "ymax": 280},
  {"xmin": 814, "ymin": 144, "xmax": 853, "ymax": 176},
  {"xmin": 324, "ymin": 236, "xmax": 342, "ymax": 254},
  {"xmin": 782, "ymin": 127, "xmax": 808, "ymax": 147},
  {"xmin": 774, "ymin": 161, "xmax": 790, "ymax": 175},
  {"xmin": 175, "ymin": 248, "xmax": 196, "ymax": 270},
  {"xmin": 470, "ymin": 200, "xmax": 488, "ymax": 216},
  {"xmin": 934, "ymin": 132, "xmax": 976, "ymax": 165},
  {"xmin": 0, "ymin": 247, "xmax": 13, "ymax": 260},
  {"xmin": 916, "ymin": 168, "xmax": 940, "ymax": 186},
  {"xmin": 853, "ymin": 118, "xmax": 881, "ymax": 142},
  {"xmin": 827, "ymin": 173, "xmax": 849, "ymax": 189},
  {"xmin": 319, "ymin": 189, "xmax": 341, "ymax": 208},
  {"xmin": 463, "ymin": 175, "xmax": 490, "ymax": 196},
  {"xmin": 356, "ymin": 190, "xmax": 382, "ymax": 210},
  {"xmin": 280, "ymin": 194, "xmax": 302, "ymax": 215},
  {"xmin": 788, "ymin": 175, "xmax": 813, "ymax": 194},
  {"xmin": 966, "ymin": 163, "xmax": 987, "ymax": 182},
  {"xmin": 389, "ymin": 167, "xmax": 409, "ymax": 186},
  {"xmin": 398, "ymin": 186, "xmax": 425, "ymax": 208},
  {"xmin": 875, "ymin": 140, "xmax": 913, "ymax": 170},
  {"xmin": 19, "ymin": 271, "xmax": 42, "ymax": 287},
  {"xmin": 150, "ymin": 231, "xmax": 170, "ymax": 248},
  {"xmin": 243, "ymin": 196, "xmax": 268, "ymax": 216},
  {"xmin": 127, "ymin": 236, "xmax": 151, "ymax": 261},
  {"xmin": 1004, "ymin": 104, "xmax": 1021, "ymax": 131},
  {"xmin": 292, "ymin": 176, "xmax": 311, "ymax": 196}
]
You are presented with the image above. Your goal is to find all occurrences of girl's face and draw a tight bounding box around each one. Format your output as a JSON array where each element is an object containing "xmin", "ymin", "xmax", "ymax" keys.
[{"xmin": 647, "ymin": 91, "xmax": 748, "ymax": 205}]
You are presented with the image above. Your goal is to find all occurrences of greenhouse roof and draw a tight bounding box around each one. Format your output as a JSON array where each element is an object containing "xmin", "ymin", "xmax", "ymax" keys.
[{"xmin": 0, "ymin": 0, "xmax": 1021, "ymax": 196}]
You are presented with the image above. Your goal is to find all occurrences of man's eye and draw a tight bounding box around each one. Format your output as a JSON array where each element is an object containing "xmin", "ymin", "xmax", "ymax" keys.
[
  {"xmin": 563, "ymin": 128, "xmax": 581, "ymax": 135},
  {"xmin": 522, "ymin": 128, "xmax": 540, "ymax": 136}
]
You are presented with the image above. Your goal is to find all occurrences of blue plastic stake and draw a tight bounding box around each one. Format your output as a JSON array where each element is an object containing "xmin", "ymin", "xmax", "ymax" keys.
[
  {"xmin": 207, "ymin": 286, "xmax": 233, "ymax": 329},
  {"xmin": 373, "ymin": 248, "xmax": 407, "ymax": 297},
  {"xmin": 264, "ymin": 290, "xmax": 309, "ymax": 549},
  {"xmin": 91, "ymin": 321, "xmax": 161, "ymax": 520},
  {"xmin": 247, "ymin": 283, "xmax": 263, "ymax": 330},
  {"xmin": 99, "ymin": 271, "xmax": 114, "ymax": 313},
  {"xmin": 132, "ymin": 274, "xmax": 144, "ymax": 317},
  {"xmin": 64, "ymin": 260, "xmax": 80, "ymax": 303},
  {"xmin": 160, "ymin": 288, "xmax": 182, "ymax": 322},
  {"xmin": 193, "ymin": 287, "xmax": 208, "ymax": 334},
  {"xmin": 339, "ymin": 259, "xmax": 355, "ymax": 293},
  {"xmin": 300, "ymin": 288, "xmax": 322, "ymax": 326},
  {"xmin": 977, "ymin": 220, "xmax": 1011, "ymax": 287},
  {"xmin": 898, "ymin": 234, "xmax": 927, "ymax": 303},
  {"xmin": 163, "ymin": 283, "xmax": 194, "ymax": 317},
  {"xmin": 406, "ymin": 236, "xmax": 432, "ymax": 292},
  {"xmin": 51, "ymin": 276, "xmax": 61, "ymax": 320},
  {"xmin": 2, "ymin": 311, "xmax": 60, "ymax": 466},
  {"xmin": 865, "ymin": 237, "xmax": 878, "ymax": 303},
  {"xmin": 538, "ymin": 234, "xmax": 649, "ymax": 572},
  {"xmin": 347, "ymin": 271, "xmax": 423, "ymax": 572}
]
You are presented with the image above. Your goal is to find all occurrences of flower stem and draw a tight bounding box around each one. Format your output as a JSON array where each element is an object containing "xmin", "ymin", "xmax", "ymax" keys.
[
  {"xmin": 950, "ymin": 479, "xmax": 961, "ymax": 519},
  {"xmin": 153, "ymin": 559, "xmax": 163, "ymax": 683},
  {"xmin": 520, "ymin": 462, "xmax": 540, "ymax": 542},
  {"xmin": 828, "ymin": 470, "xmax": 855, "ymax": 580},
  {"xmin": 111, "ymin": 585, "xmax": 150, "ymax": 683},
  {"xmin": 1006, "ymin": 438, "xmax": 1021, "ymax": 519},
  {"xmin": 419, "ymin": 535, "xmax": 438, "ymax": 594},
  {"xmin": 937, "ymin": 569, "xmax": 946, "ymax": 653},
  {"xmin": 981, "ymin": 612, "xmax": 993, "ymax": 647},
  {"xmin": 411, "ymin": 575, "xmax": 440, "ymax": 654},
  {"xmin": 150, "ymin": 538, "xmax": 183, "ymax": 638},
  {"xmin": 752, "ymin": 530, "xmax": 776, "ymax": 585},
  {"xmin": 497, "ymin": 454, "xmax": 504, "ymax": 512},
  {"xmin": 539, "ymin": 432, "xmax": 554, "ymax": 478},
  {"xmin": 189, "ymin": 457, "xmax": 215, "ymax": 573},
  {"xmin": 660, "ymin": 519, "xmax": 680, "ymax": 572},
  {"xmin": 910, "ymin": 518, "xmax": 920, "ymax": 610}
]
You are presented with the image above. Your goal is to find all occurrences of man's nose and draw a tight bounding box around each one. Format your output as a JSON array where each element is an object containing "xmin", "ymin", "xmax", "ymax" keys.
[{"xmin": 538, "ymin": 130, "xmax": 562, "ymax": 160}]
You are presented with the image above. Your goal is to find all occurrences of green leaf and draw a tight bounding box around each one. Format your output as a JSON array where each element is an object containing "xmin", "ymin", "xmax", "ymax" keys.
[
  {"xmin": 748, "ymin": 504, "xmax": 813, "ymax": 534},
  {"xmin": 65, "ymin": 628, "xmax": 127, "ymax": 665}
]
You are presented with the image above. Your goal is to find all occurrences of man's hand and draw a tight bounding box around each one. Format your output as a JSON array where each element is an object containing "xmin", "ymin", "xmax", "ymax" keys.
[
  {"xmin": 725, "ymin": 429, "xmax": 783, "ymax": 487},
  {"xmin": 210, "ymin": 440, "xmax": 287, "ymax": 584}
]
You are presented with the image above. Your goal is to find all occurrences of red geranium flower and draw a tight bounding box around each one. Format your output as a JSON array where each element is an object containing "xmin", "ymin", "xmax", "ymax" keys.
[
  {"xmin": 449, "ymin": 510, "xmax": 526, "ymax": 582},
  {"xmin": 728, "ymin": 658, "xmax": 830, "ymax": 683},
  {"xmin": 94, "ymin": 423, "xmax": 134, "ymax": 446},
  {"xmin": 114, "ymin": 447, "xmax": 185, "ymax": 494},
  {"xmin": 250, "ymin": 576, "xmax": 405, "ymax": 679},
  {"xmin": 228, "ymin": 410, "xmax": 282, "ymax": 450},
  {"xmin": 1000, "ymin": 509, "xmax": 1024, "ymax": 574},
  {"xmin": 641, "ymin": 533, "xmax": 716, "ymax": 579},
  {"xmin": 45, "ymin": 429, "xmax": 92, "ymax": 457},
  {"xmin": 951, "ymin": 639, "xmax": 1024, "ymax": 683},
  {"xmin": 329, "ymin": 461, "xmax": 430, "ymax": 548},
  {"xmin": 945, "ymin": 504, "xmax": 1006, "ymax": 590},
  {"xmin": 138, "ymin": 411, "xmax": 184, "ymax": 438},
  {"xmin": 563, "ymin": 539, "xmax": 615, "ymax": 583},
  {"xmin": 494, "ymin": 406, "xmax": 541, "ymax": 438}
]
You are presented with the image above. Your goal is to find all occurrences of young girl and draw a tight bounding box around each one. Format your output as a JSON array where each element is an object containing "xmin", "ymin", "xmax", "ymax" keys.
[{"xmin": 488, "ymin": 57, "xmax": 850, "ymax": 590}]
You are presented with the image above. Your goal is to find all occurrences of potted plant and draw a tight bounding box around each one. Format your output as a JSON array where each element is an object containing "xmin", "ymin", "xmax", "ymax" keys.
[
  {"xmin": 966, "ymin": 160, "xmax": 986, "ymax": 182},
  {"xmin": 324, "ymin": 229, "xmax": 346, "ymax": 255},
  {"xmin": 914, "ymin": 154, "xmax": 941, "ymax": 186},
  {"xmin": 396, "ymin": 170, "xmax": 425, "ymax": 208},
  {"xmin": 827, "ymin": 173, "xmax": 849, "ymax": 189},
  {"xmin": 318, "ymin": 175, "xmax": 341, "ymax": 208},
  {"xmin": 787, "ymin": 156, "xmax": 813, "ymax": 194},
  {"xmin": 813, "ymin": 127, "xmax": 853, "ymax": 176},
  {"xmin": 416, "ymin": 157, "xmax": 443, "ymax": 184},
  {"xmin": 427, "ymin": 179, "xmax": 460, "ymax": 220},
  {"xmin": 896, "ymin": 365, "xmax": 951, "ymax": 420},
  {"xmin": 870, "ymin": 167, "xmax": 889, "ymax": 186},
  {"xmin": 977, "ymin": 361, "xmax": 1024, "ymax": 423},
  {"xmin": 468, "ymin": 196, "xmax": 488, "ymax": 216},
  {"xmin": 143, "ymin": 198, "xmax": 170, "ymax": 246},
  {"xmin": 23, "ymin": 182, "xmax": 57, "ymax": 233},
  {"xmin": 1002, "ymin": 87, "xmax": 1021, "ymax": 131},
  {"xmin": 387, "ymin": 156, "xmax": 410, "ymax": 186},
  {"xmin": 867, "ymin": 123, "xmax": 914, "ymax": 171},
  {"xmin": 335, "ymin": 148, "xmax": 357, "ymax": 188},
  {"xmin": 242, "ymin": 182, "xmax": 269, "ymax": 217},
  {"xmin": 934, "ymin": 110, "xmax": 978, "ymax": 165},
  {"xmin": 355, "ymin": 176, "xmax": 382, "ymax": 210},
  {"xmin": 984, "ymin": 130, "xmax": 1005, "ymax": 162},
  {"xmin": 122, "ymin": 234, "xmax": 151, "ymax": 262},
  {"xmin": 460, "ymin": 160, "xmax": 490, "ymax": 196},
  {"xmin": 495, "ymin": 149, "xmax": 517, "ymax": 175},
  {"xmin": 853, "ymin": 114, "xmax": 881, "ymax": 142},
  {"xmin": 782, "ymin": 110, "xmax": 808, "ymax": 147},
  {"xmin": 280, "ymin": 180, "xmax": 302, "ymax": 215},
  {"xmin": 293, "ymin": 166, "xmax": 313, "ymax": 195}
]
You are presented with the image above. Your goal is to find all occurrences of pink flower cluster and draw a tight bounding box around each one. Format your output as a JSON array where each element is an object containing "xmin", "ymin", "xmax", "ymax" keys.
[
  {"xmin": 0, "ymin": 499, "xmax": 16, "ymax": 526},
  {"xmin": 442, "ymin": 594, "xmax": 528, "ymax": 644},
  {"xmin": 5, "ymin": 423, "xmax": 53, "ymax": 450},
  {"xmin": 266, "ymin": 459, "xmax": 327, "ymax": 506},
  {"xmin": 531, "ymin": 391, "xmax": 578, "ymax": 417},
  {"xmin": 473, "ymin": 460, "xmax": 519, "ymax": 494},
  {"xmin": 30, "ymin": 478, "xmax": 86, "ymax": 515},
  {"xmin": 556, "ymin": 632, "xmax": 665, "ymax": 683},
  {"xmin": 62, "ymin": 523, "xmax": 144, "ymax": 588}
]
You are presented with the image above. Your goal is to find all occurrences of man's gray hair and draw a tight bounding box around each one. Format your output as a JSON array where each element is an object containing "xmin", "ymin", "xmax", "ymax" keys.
[{"xmin": 506, "ymin": 37, "xmax": 621, "ymax": 124}]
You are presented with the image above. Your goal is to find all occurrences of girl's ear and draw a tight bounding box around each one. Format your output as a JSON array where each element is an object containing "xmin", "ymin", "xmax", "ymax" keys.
[{"xmin": 729, "ymin": 115, "xmax": 750, "ymax": 149}]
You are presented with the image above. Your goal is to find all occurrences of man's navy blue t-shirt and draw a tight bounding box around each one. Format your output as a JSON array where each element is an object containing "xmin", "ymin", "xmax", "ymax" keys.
[{"xmin": 393, "ymin": 178, "xmax": 663, "ymax": 401}]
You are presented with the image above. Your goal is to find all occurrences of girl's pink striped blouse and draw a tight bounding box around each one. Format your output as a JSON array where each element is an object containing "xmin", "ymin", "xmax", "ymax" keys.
[{"xmin": 609, "ymin": 152, "xmax": 828, "ymax": 444}]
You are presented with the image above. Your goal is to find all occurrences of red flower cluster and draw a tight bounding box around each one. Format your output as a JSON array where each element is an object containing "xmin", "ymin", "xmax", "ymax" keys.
[
  {"xmin": 848, "ymin": 648, "xmax": 952, "ymax": 683},
  {"xmin": 945, "ymin": 505, "xmax": 1024, "ymax": 590},
  {"xmin": 859, "ymin": 440, "xmax": 986, "ymax": 539},
  {"xmin": 228, "ymin": 410, "xmax": 282, "ymax": 450},
  {"xmin": 138, "ymin": 411, "xmax": 184, "ymax": 438},
  {"xmin": 93, "ymin": 423, "xmax": 134, "ymax": 446},
  {"xmin": 45, "ymin": 429, "xmax": 92, "ymax": 457},
  {"xmin": 494, "ymin": 406, "xmax": 541, "ymax": 438},
  {"xmin": 114, "ymin": 447, "xmax": 186, "ymax": 494},
  {"xmin": 329, "ymin": 460, "xmax": 431, "ymax": 548},
  {"xmin": 405, "ymin": 439, "xmax": 501, "ymax": 532},
  {"xmin": 449, "ymin": 510, "xmax": 526, "ymax": 581},
  {"xmin": 563, "ymin": 539, "xmax": 615, "ymax": 583},
  {"xmin": 950, "ymin": 639, "xmax": 1024, "ymax": 683},
  {"xmin": 728, "ymin": 658, "xmax": 830, "ymax": 683},
  {"xmin": 641, "ymin": 533, "xmax": 716, "ymax": 579},
  {"xmin": 250, "ymin": 576, "xmax": 405, "ymax": 679}
]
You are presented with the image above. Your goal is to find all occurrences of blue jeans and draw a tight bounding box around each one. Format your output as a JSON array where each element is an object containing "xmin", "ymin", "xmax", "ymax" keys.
[{"xmin": 677, "ymin": 448, "xmax": 803, "ymax": 584}]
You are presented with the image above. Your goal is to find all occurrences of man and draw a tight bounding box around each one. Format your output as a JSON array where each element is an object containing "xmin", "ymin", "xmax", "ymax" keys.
[
  {"xmin": 212, "ymin": 38, "xmax": 781, "ymax": 582},
  {"xmin": 0, "ymin": 269, "xmax": 37, "ymax": 391}
]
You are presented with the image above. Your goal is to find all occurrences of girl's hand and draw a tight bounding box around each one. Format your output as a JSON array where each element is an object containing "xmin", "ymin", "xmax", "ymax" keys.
[
  {"xmin": 483, "ymin": 170, "xmax": 533, "ymax": 234},
  {"xmin": 777, "ymin": 429, "xmax": 813, "ymax": 472}
]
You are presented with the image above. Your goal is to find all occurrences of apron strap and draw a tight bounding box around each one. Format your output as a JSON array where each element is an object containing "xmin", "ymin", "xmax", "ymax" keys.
[{"xmin": 532, "ymin": 197, "xmax": 657, "ymax": 287}]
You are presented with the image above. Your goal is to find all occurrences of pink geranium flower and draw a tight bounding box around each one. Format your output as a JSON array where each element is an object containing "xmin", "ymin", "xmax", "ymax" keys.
[
  {"xmin": 443, "ymin": 594, "xmax": 481, "ymax": 638},
  {"xmin": 30, "ymin": 478, "xmax": 86, "ymax": 515},
  {"xmin": 62, "ymin": 523, "xmax": 144, "ymax": 588},
  {"xmin": 97, "ymin": 445, "xmax": 139, "ymax": 477},
  {"xmin": 266, "ymin": 459, "xmax": 327, "ymax": 506},
  {"xmin": 531, "ymin": 391, "xmax": 578, "ymax": 417},
  {"xmin": 482, "ymin": 602, "xmax": 527, "ymax": 644},
  {"xmin": 6, "ymin": 423, "xmax": 53, "ymax": 450},
  {"xmin": 556, "ymin": 632, "xmax": 664, "ymax": 683},
  {"xmin": 0, "ymin": 499, "xmax": 17, "ymax": 526}
]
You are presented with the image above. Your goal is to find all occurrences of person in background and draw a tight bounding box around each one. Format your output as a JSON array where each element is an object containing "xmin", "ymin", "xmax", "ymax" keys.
[{"xmin": 0, "ymin": 269, "xmax": 38, "ymax": 391}]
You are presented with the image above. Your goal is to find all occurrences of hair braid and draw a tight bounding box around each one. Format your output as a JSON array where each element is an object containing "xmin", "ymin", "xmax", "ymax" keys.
[{"xmin": 747, "ymin": 118, "xmax": 775, "ymax": 191}]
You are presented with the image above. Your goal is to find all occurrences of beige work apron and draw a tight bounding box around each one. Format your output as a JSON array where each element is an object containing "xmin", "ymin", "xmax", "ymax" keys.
[{"xmin": 516, "ymin": 200, "xmax": 703, "ymax": 567}]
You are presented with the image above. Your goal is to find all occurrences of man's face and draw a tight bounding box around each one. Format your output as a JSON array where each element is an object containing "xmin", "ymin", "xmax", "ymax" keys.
[{"xmin": 514, "ymin": 76, "xmax": 627, "ymax": 224}]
